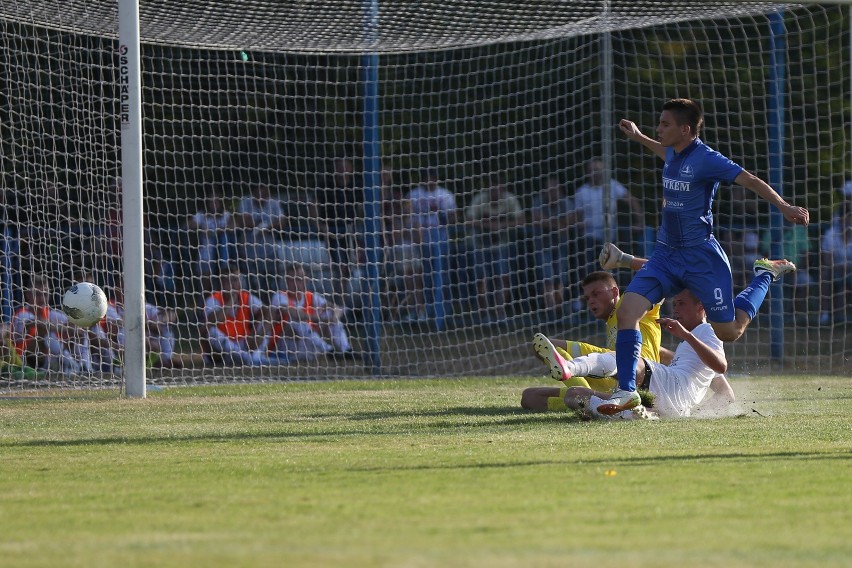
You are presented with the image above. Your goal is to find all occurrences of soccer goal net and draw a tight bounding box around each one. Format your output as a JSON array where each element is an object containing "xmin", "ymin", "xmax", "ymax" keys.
[{"xmin": 0, "ymin": 1, "xmax": 849, "ymax": 392}]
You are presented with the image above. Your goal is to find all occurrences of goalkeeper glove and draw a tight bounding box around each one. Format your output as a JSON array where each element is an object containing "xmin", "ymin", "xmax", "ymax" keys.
[{"xmin": 599, "ymin": 242, "xmax": 635, "ymax": 270}]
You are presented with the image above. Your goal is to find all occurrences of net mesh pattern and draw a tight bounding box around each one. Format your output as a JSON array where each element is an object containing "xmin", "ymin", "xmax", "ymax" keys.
[{"xmin": 0, "ymin": 2, "xmax": 848, "ymax": 391}]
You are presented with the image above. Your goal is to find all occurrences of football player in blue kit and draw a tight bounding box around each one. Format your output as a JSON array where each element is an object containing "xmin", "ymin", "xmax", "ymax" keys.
[{"xmin": 598, "ymin": 98, "xmax": 810, "ymax": 416}]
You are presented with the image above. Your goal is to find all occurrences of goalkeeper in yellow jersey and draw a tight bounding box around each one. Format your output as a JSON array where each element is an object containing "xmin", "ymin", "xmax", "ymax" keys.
[{"xmin": 531, "ymin": 243, "xmax": 662, "ymax": 394}]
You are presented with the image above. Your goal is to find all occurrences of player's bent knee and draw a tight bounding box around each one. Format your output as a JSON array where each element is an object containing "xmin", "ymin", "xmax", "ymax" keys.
[
  {"xmin": 520, "ymin": 390, "xmax": 536, "ymax": 410},
  {"xmin": 717, "ymin": 331, "xmax": 741, "ymax": 342},
  {"xmin": 710, "ymin": 321, "xmax": 746, "ymax": 342},
  {"xmin": 563, "ymin": 386, "xmax": 593, "ymax": 410},
  {"xmin": 615, "ymin": 292, "xmax": 652, "ymax": 324}
]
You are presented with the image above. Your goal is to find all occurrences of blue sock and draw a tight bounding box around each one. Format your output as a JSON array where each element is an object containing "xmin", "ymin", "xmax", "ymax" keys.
[
  {"xmin": 734, "ymin": 272, "xmax": 772, "ymax": 320},
  {"xmin": 615, "ymin": 329, "xmax": 642, "ymax": 392}
]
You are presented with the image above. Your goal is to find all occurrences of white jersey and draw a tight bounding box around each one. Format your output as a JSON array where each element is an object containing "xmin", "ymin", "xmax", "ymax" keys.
[
  {"xmin": 269, "ymin": 290, "xmax": 329, "ymax": 313},
  {"xmin": 573, "ymin": 180, "xmax": 629, "ymax": 242},
  {"xmin": 647, "ymin": 322, "xmax": 724, "ymax": 418},
  {"xmin": 237, "ymin": 196, "xmax": 283, "ymax": 230},
  {"xmin": 192, "ymin": 210, "xmax": 233, "ymax": 264},
  {"xmin": 192, "ymin": 210, "xmax": 232, "ymax": 232},
  {"xmin": 407, "ymin": 185, "xmax": 457, "ymax": 229}
]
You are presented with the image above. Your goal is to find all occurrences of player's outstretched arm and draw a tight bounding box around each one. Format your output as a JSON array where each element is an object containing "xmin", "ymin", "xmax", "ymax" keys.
[
  {"xmin": 599, "ymin": 242, "xmax": 648, "ymax": 271},
  {"xmin": 709, "ymin": 374, "xmax": 736, "ymax": 402},
  {"xmin": 734, "ymin": 171, "xmax": 810, "ymax": 226},
  {"xmin": 657, "ymin": 317, "xmax": 728, "ymax": 374},
  {"xmin": 619, "ymin": 119, "xmax": 666, "ymax": 160},
  {"xmin": 698, "ymin": 374, "xmax": 737, "ymax": 414}
]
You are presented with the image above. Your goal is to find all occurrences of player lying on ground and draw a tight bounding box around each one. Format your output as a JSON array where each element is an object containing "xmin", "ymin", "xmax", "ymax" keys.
[
  {"xmin": 530, "ymin": 243, "xmax": 697, "ymax": 396},
  {"xmin": 532, "ymin": 269, "xmax": 661, "ymax": 394},
  {"xmin": 522, "ymin": 289, "xmax": 734, "ymax": 419}
]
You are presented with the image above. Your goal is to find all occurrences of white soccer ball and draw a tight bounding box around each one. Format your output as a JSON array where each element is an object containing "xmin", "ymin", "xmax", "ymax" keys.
[{"xmin": 62, "ymin": 282, "xmax": 108, "ymax": 327}]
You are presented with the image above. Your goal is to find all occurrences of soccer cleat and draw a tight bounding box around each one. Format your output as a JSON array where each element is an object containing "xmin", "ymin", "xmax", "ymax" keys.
[
  {"xmin": 532, "ymin": 333, "xmax": 572, "ymax": 382},
  {"xmin": 753, "ymin": 258, "xmax": 796, "ymax": 282},
  {"xmin": 595, "ymin": 388, "xmax": 642, "ymax": 416}
]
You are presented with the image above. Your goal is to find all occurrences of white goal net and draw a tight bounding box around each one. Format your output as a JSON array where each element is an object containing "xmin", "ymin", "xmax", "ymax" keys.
[{"xmin": 0, "ymin": 1, "xmax": 849, "ymax": 392}]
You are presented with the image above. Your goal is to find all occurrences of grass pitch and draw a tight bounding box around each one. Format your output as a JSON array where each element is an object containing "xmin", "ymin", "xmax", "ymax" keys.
[{"xmin": 1, "ymin": 375, "xmax": 850, "ymax": 567}]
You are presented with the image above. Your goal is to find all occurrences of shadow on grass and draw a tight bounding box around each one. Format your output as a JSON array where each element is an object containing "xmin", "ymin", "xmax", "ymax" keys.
[
  {"xmin": 346, "ymin": 406, "xmax": 529, "ymax": 420},
  {"xmin": 340, "ymin": 449, "xmax": 852, "ymax": 473},
  {"xmin": 1, "ymin": 405, "xmax": 579, "ymax": 449},
  {"xmin": 6, "ymin": 430, "xmax": 850, "ymax": 473},
  {"xmin": 1, "ymin": 403, "xmax": 828, "ymax": 452}
]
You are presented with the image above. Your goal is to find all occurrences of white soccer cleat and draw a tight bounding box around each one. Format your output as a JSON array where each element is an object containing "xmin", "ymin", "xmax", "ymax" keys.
[
  {"xmin": 753, "ymin": 258, "xmax": 796, "ymax": 282},
  {"xmin": 595, "ymin": 388, "xmax": 641, "ymax": 416},
  {"xmin": 532, "ymin": 333, "xmax": 572, "ymax": 382}
]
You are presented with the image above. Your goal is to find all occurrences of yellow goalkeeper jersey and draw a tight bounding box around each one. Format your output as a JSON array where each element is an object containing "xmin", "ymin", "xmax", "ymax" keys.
[{"xmin": 605, "ymin": 296, "xmax": 662, "ymax": 363}]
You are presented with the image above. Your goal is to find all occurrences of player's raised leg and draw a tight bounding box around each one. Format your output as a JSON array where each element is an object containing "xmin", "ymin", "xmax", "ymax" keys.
[
  {"xmin": 532, "ymin": 333, "xmax": 572, "ymax": 381},
  {"xmin": 753, "ymin": 258, "xmax": 797, "ymax": 282},
  {"xmin": 711, "ymin": 258, "xmax": 796, "ymax": 341}
]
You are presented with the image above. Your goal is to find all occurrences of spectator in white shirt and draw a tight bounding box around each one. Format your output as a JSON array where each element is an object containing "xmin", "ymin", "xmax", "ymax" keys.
[
  {"xmin": 237, "ymin": 182, "xmax": 287, "ymax": 293},
  {"xmin": 406, "ymin": 167, "xmax": 458, "ymax": 324},
  {"xmin": 573, "ymin": 159, "xmax": 643, "ymax": 273},
  {"xmin": 188, "ymin": 190, "xmax": 235, "ymax": 280},
  {"xmin": 819, "ymin": 202, "xmax": 852, "ymax": 325}
]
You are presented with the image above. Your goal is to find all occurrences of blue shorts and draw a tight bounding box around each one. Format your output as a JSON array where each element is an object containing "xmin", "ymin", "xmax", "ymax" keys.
[{"xmin": 625, "ymin": 236, "xmax": 735, "ymax": 323}]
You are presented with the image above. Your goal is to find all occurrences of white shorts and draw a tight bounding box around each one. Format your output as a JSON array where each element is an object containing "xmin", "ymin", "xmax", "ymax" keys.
[{"xmin": 645, "ymin": 361, "xmax": 708, "ymax": 418}]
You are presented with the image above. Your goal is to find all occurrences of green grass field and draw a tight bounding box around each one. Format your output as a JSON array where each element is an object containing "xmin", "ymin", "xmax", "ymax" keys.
[{"xmin": 1, "ymin": 375, "xmax": 850, "ymax": 568}]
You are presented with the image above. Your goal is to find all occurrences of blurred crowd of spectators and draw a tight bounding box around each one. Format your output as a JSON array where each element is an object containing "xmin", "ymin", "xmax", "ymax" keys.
[{"xmin": 1, "ymin": 161, "xmax": 850, "ymax": 377}]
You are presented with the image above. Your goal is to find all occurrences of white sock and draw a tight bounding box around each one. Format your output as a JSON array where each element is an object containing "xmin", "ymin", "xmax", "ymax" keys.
[{"xmin": 566, "ymin": 352, "xmax": 617, "ymax": 378}]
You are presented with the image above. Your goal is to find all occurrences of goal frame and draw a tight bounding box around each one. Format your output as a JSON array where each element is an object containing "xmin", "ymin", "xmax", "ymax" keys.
[
  {"xmin": 103, "ymin": 1, "xmax": 852, "ymax": 396},
  {"xmin": 118, "ymin": 0, "xmax": 145, "ymax": 397}
]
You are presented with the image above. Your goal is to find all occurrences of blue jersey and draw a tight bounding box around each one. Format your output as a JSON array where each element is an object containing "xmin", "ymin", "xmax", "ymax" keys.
[{"xmin": 657, "ymin": 138, "xmax": 743, "ymax": 247}]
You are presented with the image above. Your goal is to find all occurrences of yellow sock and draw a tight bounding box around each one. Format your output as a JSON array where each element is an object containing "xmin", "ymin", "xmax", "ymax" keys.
[
  {"xmin": 564, "ymin": 341, "xmax": 610, "ymax": 358},
  {"xmin": 563, "ymin": 376, "xmax": 591, "ymax": 389},
  {"xmin": 585, "ymin": 377, "xmax": 617, "ymax": 392},
  {"xmin": 563, "ymin": 342, "xmax": 582, "ymax": 358},
  {"xmin": 546, "ymin": 396, "xmax": 569, "ymax": 412}
]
